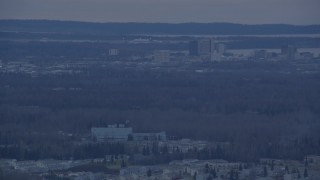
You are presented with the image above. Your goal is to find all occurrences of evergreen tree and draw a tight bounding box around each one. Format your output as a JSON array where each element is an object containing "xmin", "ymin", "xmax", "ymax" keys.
[
  {"xmin": 127, "ymin": 134, "xmax": 133, "ymax": 141},
  {"xmin": 244, "ymin": 163, "xmax": 249, "ymax": 169},
  {"xmin": 235, "ymin": 171, "xmax": 239, "ymax": 180},
  {"xmin": 147, "ymin": 169, "xmax": 152, "ymax": 177},
  {"xmin": 121, "ymin": 159, "xmax": 126, "ymax": 168},
  {"xmin": 0, "ymin": 168, "xmax": 3, "ymax": 180},
  {"xmin": 285, "ymin": 165, "xmax": 289, "ymax": 173},
  {"xmin": 205, "ymin": 163, "xmax": 209, "ymax": 173},
  {"xmin": 210, "ymin": 168, "xmax": 217, "ymax": 178},
  {"xmin": 263, "ymin": 166, "xmax": 268, "ymax": 177},
  {"xmin": 230, "ymin": 169, "xmax": 234, "ymax": 180},
  {"xmin": 111, "ymin": 155, "xmax": 114, "ymax": 164},
  {"xmin": 305, "ymin": 158, "xmax": 309, "ymax": 167},
  {"xmin": 297, "ymin": 170, "xmax": 301, "ymax": 179},
  {"xmin": 142, "ymin": 146, "xmax": 147, "ymax": 156},
  {"xmin": 145, "ymin": 146, "xmax": 150, "ymax": 155},
  {"xmin": 304, "ymin": 168, "xmax": 308, "ymax": 178},
  {"xmin": 152, "ymin": 142, "xmax": 159, "ymax": 155},
  {"xmin": 161, "ymin": 145, "xmax": 168, "ymax": 154},
  {"xmin": 193, "ymin": 172, "xmax": 197, "ymax": 180},
  {"xmin": 239, "ymin": 164, "xmax": 243, "ymax": 171}
]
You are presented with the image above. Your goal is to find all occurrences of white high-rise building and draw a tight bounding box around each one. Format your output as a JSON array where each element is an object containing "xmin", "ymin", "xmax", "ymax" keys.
[
  {"xmin": 198, "ymin": 39, "xmax": 211, "ymax": 56},
  {"xmin": 217, "ymin": 43, "xmax": 226, "ymax": 54}
]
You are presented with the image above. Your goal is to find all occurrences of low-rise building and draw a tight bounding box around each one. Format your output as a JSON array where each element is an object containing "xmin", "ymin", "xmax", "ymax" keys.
[
  {"xmin": 132, "ymin": 132, "xmax": 166, "ymax": 141},
  {"xmin": 91, "ymin": 124, "xmax": 133, "ymax": 142}
]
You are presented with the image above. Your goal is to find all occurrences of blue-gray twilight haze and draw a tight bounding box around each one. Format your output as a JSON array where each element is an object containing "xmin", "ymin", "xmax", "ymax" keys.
[{"xmin": 0, "ymin": 0, "xmax": 320, "ymax": 25}]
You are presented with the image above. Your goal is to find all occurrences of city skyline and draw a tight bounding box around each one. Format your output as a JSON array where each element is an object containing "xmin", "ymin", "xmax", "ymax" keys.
[{"xmin": 0, "ymin": 0, "xmax": 320, "ymax": 25}]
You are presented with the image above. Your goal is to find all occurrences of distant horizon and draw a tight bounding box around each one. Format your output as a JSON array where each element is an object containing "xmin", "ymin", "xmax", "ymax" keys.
[{"xmin": 1, "ymin": 19, "xmax": 320, "ymax": 26}]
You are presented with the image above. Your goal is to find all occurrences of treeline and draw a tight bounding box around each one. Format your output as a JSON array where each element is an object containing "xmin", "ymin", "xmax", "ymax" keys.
[
  {"xmin": 1, "ymin": 20, "xmax": 320, "ymax": 35},
  {"xmin": 1, "ymin": 136, "xmax": 319, "ymax": 163},
  {"xmin": 0, "ymin": 142, "xmax": 125, "ymax": 160},
  {"xmin": 0, "ymin": 40, "xmax": 186, "ymax": 59}
]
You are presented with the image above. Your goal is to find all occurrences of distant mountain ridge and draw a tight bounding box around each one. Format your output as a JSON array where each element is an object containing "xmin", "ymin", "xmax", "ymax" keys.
[{"xmin": 0, "ymin": 19, "xmax": 320, "ymax": 35}]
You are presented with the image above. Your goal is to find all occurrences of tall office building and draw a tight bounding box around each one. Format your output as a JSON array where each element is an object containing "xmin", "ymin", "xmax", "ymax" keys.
[
  {"xmin": 189, "ymin": 40, "xmax": 199, "ymax": 56},
  {"xmin": 281, "ymin": 45, "xmax": 297, "ymax": 60},
  {"xmin": 210, "ymin": 40, "xmax": 216, "ymax": 53},
  {"xmin": 189, "ymin": 39, "xmax": 226, "ymax": 61},
  {"xmin": 198, "ymin": 39, "xmax": 211, "ymax": 56}
]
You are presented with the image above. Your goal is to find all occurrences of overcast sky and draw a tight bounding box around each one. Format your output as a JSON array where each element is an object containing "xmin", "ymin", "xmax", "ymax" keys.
[{"xmin": 0, "ymin": 0, "xmax": 319, "ymax": 25}]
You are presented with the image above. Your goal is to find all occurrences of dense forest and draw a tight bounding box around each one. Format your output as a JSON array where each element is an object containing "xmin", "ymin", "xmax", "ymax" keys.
[
  {"xmin": 0, "ymin": 24, "xmax": 320, "ymax": 162},
  {"xmin": 1, "ymin": 60, "xmax": 320, "ymax": 162},
  {"xmin": 1, "ymin": 20, "xmax": 320, "ymax": 35}
]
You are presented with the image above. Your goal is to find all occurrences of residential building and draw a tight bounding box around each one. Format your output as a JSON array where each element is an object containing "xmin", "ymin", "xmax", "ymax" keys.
[{"xmin": 189, "ymin": 40, "xmax": 199, "ymax": 56}]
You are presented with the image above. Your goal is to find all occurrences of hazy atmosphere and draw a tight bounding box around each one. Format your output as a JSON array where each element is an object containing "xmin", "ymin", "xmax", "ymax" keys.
[
  {"xmin": 1, "ymin": 0, "xmax": 320, "ymax": 179},
  {"xmin": 1, "ymin": 0, "xmax": 320, "ymax": 24}
]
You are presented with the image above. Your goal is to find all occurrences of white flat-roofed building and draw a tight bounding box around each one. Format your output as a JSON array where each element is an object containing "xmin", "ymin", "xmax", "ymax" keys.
[
  {"xmin": 91, "ymin": 124, "xmax": 166, "ymax": 142},
  {"xmin": 91, "ymin": 124, "xmax": 133, "ymax": 142}
]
